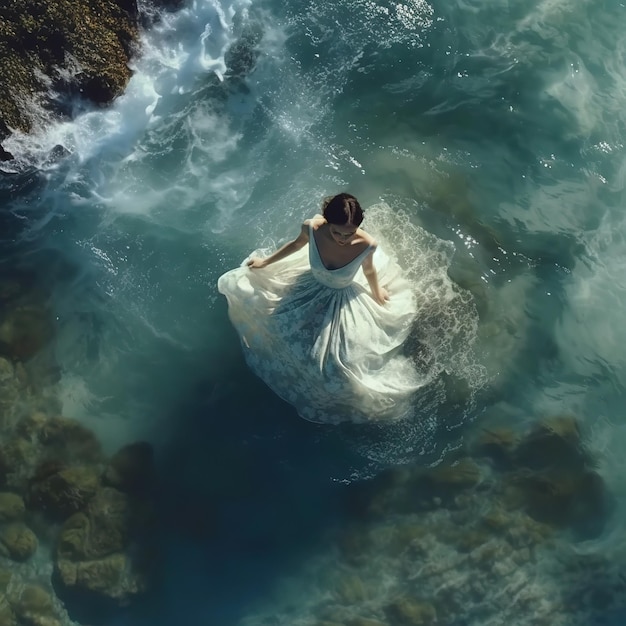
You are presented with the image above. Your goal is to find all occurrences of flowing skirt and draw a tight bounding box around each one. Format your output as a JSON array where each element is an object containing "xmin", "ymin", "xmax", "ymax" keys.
[{"xmin": 217, "ymin": 245, "xmax": 424, "ymax": 424}]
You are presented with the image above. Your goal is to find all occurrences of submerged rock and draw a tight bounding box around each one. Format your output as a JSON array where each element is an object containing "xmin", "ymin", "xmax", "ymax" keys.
[
  {"xmin": 335, "ymin": 574, "xmax": 367, "ymax": 605},
  {"xmin": 0, "ymin": 595, "xmax": 16, "ymax": 626},
  {"xmin": 29, "ymin": 465, "xmax": 100, "ymax": 520},
  {"xmin": 504, "ymin": 468, "xmax": 608, "ymax": 536},
  {"xmin": 0, "ymin": 438, "xmax": 38, "ymax": 490},
  {"xmin": 0, "ymin": 451, "xmax": 8, "ymax": 490},
  {"xmin": 385, "ymin": 598, "xmax": 437, "ymax": 626},
  {"xmin": 473, "ymin": 426, "xmax": 518, "ymax": 469},
  {"xmin": 429, "ymin": 458, "xmax": 482, "ymax": 490},
  {"xmin": 0, "ymin": 303, "xmax": 55, "ymax": 362},
  {"xmin": 103, "ymin": 441, "xmax": 155, "ymax": 495},
  {"xmin": 10, "ymin": 584, "xmax": 62, "ymax": 626},
  {"xmin": 474, "ymin": 414, "xmax": 612, "ymax": 537},
  {"xmin": 239, "ymin": 412, "xmax": 616, "ymax": 626},
  {"xmin": 56, "ymin": 550, "xmax": 146, "ymax": 607},
  {"xmin": 513, "ymin": 415, "xmax": 588, "ymax": 473},
  {"xmin": 0, "ymin": 357, "xmax": 19, "ymax": 418},
  {"xmin": 361, "ymin": 457, "xmax": 482, "ymax": 518},
  {"xmin": 0, "ymin": 567, "xmax": 13, "ymax": 592},
  {"xmin": 55, "ymin": 486, "xmax": 151, "ymax": 611},
  {"xmin": 36, "ymin": 415, "xmax": 103, "ymax": 463},
  {"xmin": 0, "ymin": 492, "xmax": 25, "ymax": 521},
  {"xmin": 57, "ymin": 488, "xmax": 132, "ymax": 561},
  {"xmin": 0, "ymin": 522, "xmax": 38, "ymax": 561}
]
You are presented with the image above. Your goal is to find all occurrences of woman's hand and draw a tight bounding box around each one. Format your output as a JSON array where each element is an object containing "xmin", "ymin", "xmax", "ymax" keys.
[
  {"xmin": 247, "ymin": 257, "xmax": 267, "ymax": 269},
  {"xmin": 372, "ymin": 287, "xmax": 390, "ymax": 305}
]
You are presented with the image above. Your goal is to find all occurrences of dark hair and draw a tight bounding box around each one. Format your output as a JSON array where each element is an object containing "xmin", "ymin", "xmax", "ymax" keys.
[{"xmin": 322, "ymin": 193, "xmax": 363, "ymax": 226}]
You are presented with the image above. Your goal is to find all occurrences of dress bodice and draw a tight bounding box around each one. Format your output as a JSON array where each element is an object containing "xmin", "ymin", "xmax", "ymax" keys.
[{"xmin": 308, "ymin": 223, "xmax": 372, "ymax": 289}]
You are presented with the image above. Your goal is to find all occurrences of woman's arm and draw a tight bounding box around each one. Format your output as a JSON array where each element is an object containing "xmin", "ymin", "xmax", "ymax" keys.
[
  {"xmin": 247, "ymin": 222, "xmax": 310, "ymax": 269},
  {"xmin": 362, "ymin": 247, "xmax": 389, "ymax": 305}
]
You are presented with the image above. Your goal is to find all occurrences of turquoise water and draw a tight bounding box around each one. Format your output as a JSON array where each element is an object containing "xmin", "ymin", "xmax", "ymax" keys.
[{"xmin": 2, "ymin": 0, "xmax": 626, "ymax": 624}]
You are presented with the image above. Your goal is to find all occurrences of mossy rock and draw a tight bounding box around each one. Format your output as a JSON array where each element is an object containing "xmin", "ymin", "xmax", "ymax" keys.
[
  {"xmin": 0, "ymin": 567, "xmax": 13, "ymax": 592},
  {"xmin": 17, "ymin": 413, "xmax": 103, "ymax": 464},
  {"xmin": 0, "ymin": 522, "xmax": 38, "ymax": 561},
  {"xmin": 81, "ymin": 492, "xmax": 128, "ymax": 557},
  {"xmin": 474, "ymin": 427, "xmax": 518, "ymax": 468},
  {"xmin": 56, "ymin": 512, "xmax": 89, "ymax": 560},
  {"xmin": 15, "ymin": 412, "xmax": 48, "ymax": 439},
  {"xmin": 1, "ymin": 438, "xmax": 36, "ymax": 468},
  {"xmin": 468, "ymin": 542, "xmax": 502, "ymax": 568},
  {"xmin": 481, "ymin": 506, "xmax": 512, "ymax": 532},
  {"xmin": 38, "ymin": 416, "xmax": 103, "ymax": 462},
  {"xmin": 504, "ymin": 469, "xmax": 608, "ymax": 537},
  {"xmin": 389, "ymin": 524, "xmax": 429, "ymax": 555},
  {"xmin": 0, "ymin": 304, "xmax": 55, "ymax": 361},
  {"xmin": 335, "ymin": 574, "xmax": 366, "ymax": 604},
  {"xmin": 498, "ymin": 512, "xmax": 553, "ymax": 549},
  {"xmin": 348, "ymin": 619, "xmax": 389, "ymax": 626},
  {"xmin": 513, "ymin": 415, "xmax": 588, "ymax": 473},
  {"xmin": 0, "ymin": 438, "xmax": 39, "ymax": 493},
  {"xmin": 455, "ymin": 528, "xmax": 490, "ymax": 553},
  {"xmin": 11, "ymin": 584, "xmax": 61, "ymax": 626},
  {"xmin": 0, "ymin": 356, "xmax": 15, "ymax": 382},
  {"xmin": 359, "ymin": 459, "xmax": 482, "ymax": 518},
  {"xmin": 29, "ymin": 465, "xmax": 100, "ymax": 520},
  {"xmin": 0, "ymin": 449, "xmax": 9, "ymax": 489},
  {"xmin": 0, "ymin": 492, "xmax": 25, "ymax": 521},
  {"xmin": 0, "ymin": 356, "xmax": 15, "ymax": 380},
  {"xmin": 55, "ymin": 485, "xmax": 151, "ymax": 608},
  {"xmin": 428, "ymin": 458, "xmax": 482, "ymax": 490},
  {"xmin": 103, "ymin": 441, "xmax": 154, "ymax": 494},
  {"xmin": 0, "ymin": 595, "xmax": 16, "ymax": 626},
  {"xmin": 31, "ymin": 459, "xmax": 67, "ymax": 484},
  {"xmin": 57, "ymin": 552, "xmax": 127, "ymax": 593},
  {"xmin": 385, "ymin": 598, "xmax": 437, "ymax": 626},
  {"xmin": 57, "ymin": 487, "xmax": 132, "ymax": 561},
  {"xmin": 56, "ymin": 552, "xmax": 145, "ymax": 601},
  {"xmin": 0, "ymin": 357, "xmax": 18, "ymax": 411}
]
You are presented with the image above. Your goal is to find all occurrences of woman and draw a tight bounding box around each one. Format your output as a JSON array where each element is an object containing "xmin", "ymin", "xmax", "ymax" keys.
[{"xmin": 217, "ymin": 193, "xmax": 424, "ymax": 424}]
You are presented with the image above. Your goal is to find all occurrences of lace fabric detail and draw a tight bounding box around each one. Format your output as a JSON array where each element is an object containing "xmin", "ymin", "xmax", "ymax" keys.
[{"xmin": 217, "ymin": 222, "xmax": 425, "ymax": 424}]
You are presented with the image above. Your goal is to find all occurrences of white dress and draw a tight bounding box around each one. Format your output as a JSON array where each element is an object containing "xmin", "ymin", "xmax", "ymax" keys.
[{"xmin": 217, "ymin": 222, "xmax": 425, "ymax": 424}]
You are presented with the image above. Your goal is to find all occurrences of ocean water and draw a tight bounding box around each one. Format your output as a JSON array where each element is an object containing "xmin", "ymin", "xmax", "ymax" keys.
[{"xmin": 1, "ymin": 0, "xmax": 626, "ymax": 624}]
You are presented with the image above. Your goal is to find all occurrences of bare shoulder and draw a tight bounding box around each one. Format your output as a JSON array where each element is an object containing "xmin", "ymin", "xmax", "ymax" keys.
[{"xmin": 357, "ymin": 228, "xmax": 377, "ymax": 248}]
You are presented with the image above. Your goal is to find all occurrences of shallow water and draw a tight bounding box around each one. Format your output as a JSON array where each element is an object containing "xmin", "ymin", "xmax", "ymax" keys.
[{"xmin": 2, "ymin": 0, "xmax": 626, "ymax": 624}]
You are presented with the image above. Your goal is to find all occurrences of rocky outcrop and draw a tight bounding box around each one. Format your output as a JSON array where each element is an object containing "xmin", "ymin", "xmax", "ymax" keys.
[
  {"xmin": 0, "ymin": 0, "xmax": 139, "ymax": 154},
  {"xmin": 0, "ymin": 303, "xmax": 55, "ymax": 362},
  {"xmin": 0, "ymin": 492, "xmax": 25, "ymax": 522},
  {"xmin": 29, "ymin": 465, "xmax": 101, "ymax": 520},
  {"xmin": 0, "ymin": 522, "xmax": 38, "ymax": 561},
  {"xmin": 103, "ymin": 441, "xmax": 155, "ymax": 495},
  {"xmin": 55, "ymin": 485, "xmax": 151, "ymax": 605},
  {"xmin": 9, "ymin": 584, "xmax": 63, "ymax": 626},
  {"xmin": 0, "ymin": 271, "xmax": 158, "ymax": 623}
]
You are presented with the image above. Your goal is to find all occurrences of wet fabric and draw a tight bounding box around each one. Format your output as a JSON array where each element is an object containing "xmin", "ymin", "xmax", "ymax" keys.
[{"xmin": 217, "ymin": 222, "xmax": 424, "ymax": 423}]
